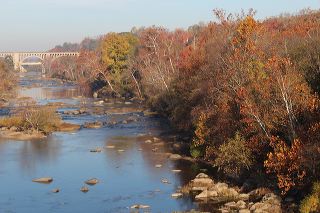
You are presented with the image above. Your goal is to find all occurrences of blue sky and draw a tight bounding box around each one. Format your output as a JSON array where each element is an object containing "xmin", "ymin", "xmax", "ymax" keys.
[{"xmin": 0, "ymin": 0, "xmax": 319, "ymax": 51}]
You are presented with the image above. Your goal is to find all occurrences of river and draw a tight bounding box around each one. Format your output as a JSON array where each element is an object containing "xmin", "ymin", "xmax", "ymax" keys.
[{"xmin": 0, "ymin": 71, "xmax": 215, "ymax": 213}]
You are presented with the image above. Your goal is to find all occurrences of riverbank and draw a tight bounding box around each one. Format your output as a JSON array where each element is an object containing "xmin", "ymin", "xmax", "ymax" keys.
[{"xmin": 1, "ymin": 71, "xmax": 301, "ymax": 212}]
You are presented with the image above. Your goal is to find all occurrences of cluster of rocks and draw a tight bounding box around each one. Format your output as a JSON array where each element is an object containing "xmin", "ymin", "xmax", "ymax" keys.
[
  {"xmin": 179, "ymin": 173, "xmax": 282, "ymax": 213},
  {"xmin": 83, "ymin": 121, "xmax": 103, "ymax": 129},
  {"xmin": 62, "ymin": 108, "xmax": 86, "ymax": 115}
]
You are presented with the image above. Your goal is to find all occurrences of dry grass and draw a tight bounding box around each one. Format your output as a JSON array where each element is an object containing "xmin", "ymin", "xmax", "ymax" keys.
[{"xmin": 0, "ymin": 106, "xmax": 62, "ymax": 134}]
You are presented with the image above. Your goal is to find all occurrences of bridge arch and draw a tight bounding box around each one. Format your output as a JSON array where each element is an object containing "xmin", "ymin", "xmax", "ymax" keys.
[{"xmin": 20, "ymin": 55, "xmax": 43, "ymax": 63}]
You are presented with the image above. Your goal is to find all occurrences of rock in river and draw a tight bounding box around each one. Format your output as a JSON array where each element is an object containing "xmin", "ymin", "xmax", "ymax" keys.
[
  {"xmin": 83, "ymin": 121, "xmax": 103, "ymax": 129},
  {"xmin": 52, "ymin": 188, "xmax": 60, "ymax": 193},
  {"xmin": 90, "ymin": 148, "xmax": 102, "ymax": 153},
  {"xmin": 85, "ymin": 178, "xmax": 99, "ymax": 185},
  {"xmin": 130, "ymin": 204, "xmax": 150, "ymax": 209},
  {"xmin": 80, "ymin": 186, "xmax": 89, "ymax": 193},
  {"xmin": 32, "ymin": 177, "xmax": 53, "ymax": 183},
  {"xmin": 171, "ymin": 193, "xmax": 183, "ymax": 198}
]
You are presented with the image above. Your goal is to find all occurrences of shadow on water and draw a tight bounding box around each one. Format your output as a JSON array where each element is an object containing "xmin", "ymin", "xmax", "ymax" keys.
[{"xmin": 0, "ymin": 70, "xmax": 218, "ymax": 213}]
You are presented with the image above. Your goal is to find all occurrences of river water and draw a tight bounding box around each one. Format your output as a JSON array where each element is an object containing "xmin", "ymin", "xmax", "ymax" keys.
[{"xmin": 0, "ymin": 71, "xmax": 214, "ymax": 213}]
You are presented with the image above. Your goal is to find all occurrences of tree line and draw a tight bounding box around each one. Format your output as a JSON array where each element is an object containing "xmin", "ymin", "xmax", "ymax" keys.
[{"xmin": 45, "ymin": 9, "xmax": 320, "ymax": 207}]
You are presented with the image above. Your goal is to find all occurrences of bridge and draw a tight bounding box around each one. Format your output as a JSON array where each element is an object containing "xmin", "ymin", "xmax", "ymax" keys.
[{"xmin": 0, "ymin": 52, "xmax": 79, "ymax": 72}]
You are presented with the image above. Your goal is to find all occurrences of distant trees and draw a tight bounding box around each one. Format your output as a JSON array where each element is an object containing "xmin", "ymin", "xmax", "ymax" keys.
[{"xmin": 0, "ymin": 57, "xmax": 16, "ymax": 99}]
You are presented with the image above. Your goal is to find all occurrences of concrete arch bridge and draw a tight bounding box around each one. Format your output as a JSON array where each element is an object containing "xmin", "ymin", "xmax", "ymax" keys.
[{"xmin": 0, "ymin": 52, "xmax": 79, "ymax": 73}]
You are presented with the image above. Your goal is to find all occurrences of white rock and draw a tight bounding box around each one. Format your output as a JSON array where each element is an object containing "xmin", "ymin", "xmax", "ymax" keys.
[{"xmin": 171, "ymin": 193, "xmax": 183, "ymax": 198}]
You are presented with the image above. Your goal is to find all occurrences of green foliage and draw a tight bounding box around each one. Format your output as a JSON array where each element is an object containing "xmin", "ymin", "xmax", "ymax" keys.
[
  {"xmin": 190, "ymin": 145, "xmax": 204, "ymax": 158},
  {"xmin": 300, "ymin": 182, "xmax": 320, "ymax": 213},
  {"xmin": 100, "ymin": 32, "xmax": 138, "ymax": 95},
  {"xmin": 215, "ymin": 132, "xmax": 253, "ymax": 177}
]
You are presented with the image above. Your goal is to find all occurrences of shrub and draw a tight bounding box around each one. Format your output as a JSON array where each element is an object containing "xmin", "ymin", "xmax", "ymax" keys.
[
  {"xmin": 214, "ymin": 132, "xmax": 253, "ymax": 177},
  {"xmin": 21, "ymin": 107, "xmax": 61, "ymax": 134},
  {"xmin": 300, "ymin": 182, "xmax": 320, "ymax": 213},
  {"xmin": 264, "ymin": 138, "xmax": 306, "ymax": 194},
  {"xmin": 0, "ymin": 107, "xmax": 61, "ymax": 134}
]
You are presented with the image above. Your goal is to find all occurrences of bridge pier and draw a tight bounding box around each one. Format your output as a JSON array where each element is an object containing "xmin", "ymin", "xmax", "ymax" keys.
[
  {"xmin": 19, "ymin": 66, "xmax": 27, "ymax": 72},
  {"xmin": 41, "ymin": 65, "xmax": 46, "ymax": 74}
]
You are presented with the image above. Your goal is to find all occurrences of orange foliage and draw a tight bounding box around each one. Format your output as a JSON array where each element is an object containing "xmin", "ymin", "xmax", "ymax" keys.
[{"xmin": 265, "ymin": 137, "xmax": 306, "ymax": 194}]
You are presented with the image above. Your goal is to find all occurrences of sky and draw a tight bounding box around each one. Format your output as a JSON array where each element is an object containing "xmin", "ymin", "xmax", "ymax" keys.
[{"xmin": 0, "ymin": 0, "xmax": 319, "ymax": 52}]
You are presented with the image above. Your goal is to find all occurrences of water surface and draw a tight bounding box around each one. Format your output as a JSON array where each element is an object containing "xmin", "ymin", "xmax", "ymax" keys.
[{"xmin": 0, "ymin": 71, "xmax": 212, "ymax": 213}]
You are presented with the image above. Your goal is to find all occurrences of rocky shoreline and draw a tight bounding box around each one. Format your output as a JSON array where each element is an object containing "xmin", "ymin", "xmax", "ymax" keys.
[{"xmin": 176, "ymin": 173, "xmax": 283, "ymax": 213}]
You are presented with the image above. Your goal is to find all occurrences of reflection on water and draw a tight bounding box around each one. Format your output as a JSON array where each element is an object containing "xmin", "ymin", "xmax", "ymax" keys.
[{"xmin": 0, "ymin": 71, "xmax": 212, "ymax": 213}]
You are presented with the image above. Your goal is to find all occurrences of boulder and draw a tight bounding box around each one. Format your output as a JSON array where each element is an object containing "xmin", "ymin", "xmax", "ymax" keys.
[
  {"xmin": 171, "ymin": 193, "xmax": 183, "ymax": 198},
  {"xmin": 250, "ymin": 193, "xmax": 282, "ymax": 213},
  {"xmin": 85, "ymin": 178, "xmax": 99, "ymax": 185},
  {"xmin": 196, "ymin": 173, "xmax": 209, "ymax": 179},
  {"xmin": 236, "ymin": 200, "xmax": 247, "ymax": 209},
  {"xmin": 130, "ymin": 204, "xmax": 150, "ymax": 209},
  {"xmin": 192, "ymin": 173, "xmax": 214, "ymax": 185},
  {"xmin": 249, "ymin": 187, "xmax": 272, "ymax": 202},
  {"xmin": 80, "ymin": 186, "xmax": 89, "ymax": 192},
  {"xmin": 191, "ymin": 186, "xmax": 208, "ymax": 192},
  {"xmin": 195, "ymin": 190, "xmax": 218, "ymax": 200},
  {"xmin": 32, "ymin": 177, "xmax": 53, "ymax": 183}
]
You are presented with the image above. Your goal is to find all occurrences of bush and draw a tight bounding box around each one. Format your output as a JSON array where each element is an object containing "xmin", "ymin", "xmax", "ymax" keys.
[
  {"xmin": 300, "ymin": 182, "xmax": 320, "ymax": 213},
  {"xmin": 21, "ymin": 107, "xmax": 61, "ymax": 134},
  {"xmin": 214, "ymin": 132, "xmax": 253, "ymax": 177},
  {"xmin": 0, "ymin": 107, "xmax": 61, "ymax": 134}
]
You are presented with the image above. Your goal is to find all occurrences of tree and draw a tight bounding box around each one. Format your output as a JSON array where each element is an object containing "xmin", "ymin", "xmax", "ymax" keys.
[{"xmin": 99, "ymin": 32, "xmax": 138, "ymax": 96}]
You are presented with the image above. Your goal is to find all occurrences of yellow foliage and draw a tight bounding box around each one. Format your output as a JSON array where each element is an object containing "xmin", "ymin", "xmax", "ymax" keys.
[
  {"xmin": 0, "ymin": 116, "xmax": 23, "ymax": 128},
  {"xmin": 300, "ymin": 182, "xmax": 320, "ymax": 213},
  {"xmin": 192, "ymin": 112, "xmax": 209, "ymax": 147}
]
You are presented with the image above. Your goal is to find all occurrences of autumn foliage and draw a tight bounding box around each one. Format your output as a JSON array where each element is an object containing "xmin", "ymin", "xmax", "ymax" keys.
[{"xmin": 47, "ymin": 9, "xmax": 320, "ymax": 197}]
